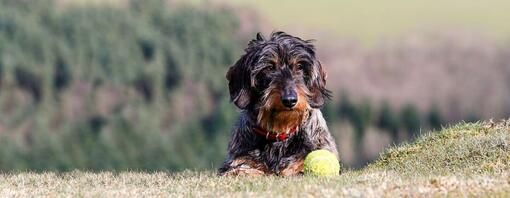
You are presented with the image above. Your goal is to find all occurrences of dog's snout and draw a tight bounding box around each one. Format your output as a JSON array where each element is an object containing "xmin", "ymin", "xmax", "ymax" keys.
[
  {"xmin": 281, "ymin": 90, "xmax": 298, "ymax": 108},
  {"xmin": 282, "ymin": 95, "xmax": 297, "ymax": 108}
]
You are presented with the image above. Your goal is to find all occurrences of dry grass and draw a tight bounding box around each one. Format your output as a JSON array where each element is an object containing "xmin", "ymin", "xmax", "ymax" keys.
[
  {"xmin": 1, "ymin": 120, "xmax": 510, "ymax": 197},
  {"xmin": 0, "ymin": 170, "xmax": 508, "ymax": 197}
]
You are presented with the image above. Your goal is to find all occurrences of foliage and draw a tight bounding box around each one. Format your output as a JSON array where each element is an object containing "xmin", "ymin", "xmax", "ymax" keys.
[
  {"xmin": 427, "ymin": 104, "xmax": 443, "ymax": 131},
  {"xmin": 400, "ymin": 104, "xmax": 421, "ymax": 138},
  {"xmin": 377, "ymin": 102, "xmax": 400, "ymax": 140},
  {"xmin": 0, "ymin": 0, "xmax": 242, "ymax": 171}
]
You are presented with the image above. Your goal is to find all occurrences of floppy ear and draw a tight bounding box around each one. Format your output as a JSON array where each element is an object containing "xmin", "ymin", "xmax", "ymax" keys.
[
  {"xmin": 309, "ymin": 61, "xmax": 332, "ymax": 108},
  {"xmin": 226, "ymin": 32, "xmax": 265, "ymax": 109},
  {"xmin": 226, "ymin": 54, "xmax": 252, "ymax": 109}
]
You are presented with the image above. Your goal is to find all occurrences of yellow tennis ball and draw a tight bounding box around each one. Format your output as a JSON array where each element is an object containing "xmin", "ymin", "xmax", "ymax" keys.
[{"xmin": 304, "ymin": 149, "xmax": 340, "ymax": 176}]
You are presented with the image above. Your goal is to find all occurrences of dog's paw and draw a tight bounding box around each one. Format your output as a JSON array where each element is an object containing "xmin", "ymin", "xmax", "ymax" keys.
[
  {"xmin": 220, "ymin": 156, "xmax": 268, "ymax": 176},
  {"xmin": 222, "ymin": 165, "xmax": 267, "ymax": 177},
  {"xmin": 278, "ymin": 158, "xmax": 304, "ymax": 176}
]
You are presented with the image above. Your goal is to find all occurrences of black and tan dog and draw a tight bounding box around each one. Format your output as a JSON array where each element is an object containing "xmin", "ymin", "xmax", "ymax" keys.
[{"xmin": 219, "ymin": 32, "xmax": 338, "ymax": 176}]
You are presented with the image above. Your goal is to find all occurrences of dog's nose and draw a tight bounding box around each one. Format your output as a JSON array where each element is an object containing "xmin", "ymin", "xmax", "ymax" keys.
[{"xmin": 281, "ymin": 94, "xmax": 298, "ymax": 108}]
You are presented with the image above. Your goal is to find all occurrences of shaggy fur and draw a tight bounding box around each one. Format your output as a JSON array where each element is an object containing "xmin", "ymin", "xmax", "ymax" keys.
[{"xmin": 219, "ymin": 32, "xmax": 338, "ymax": 176}]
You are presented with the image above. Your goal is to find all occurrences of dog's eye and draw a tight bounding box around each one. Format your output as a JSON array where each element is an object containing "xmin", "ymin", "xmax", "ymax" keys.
[
  {"xmin": 270, "ymin": 64, "xmax": 277, "ymax": 70},
  {"xmin": 296, "ymin": 62, "xmax": 306, "ymax": 71},
  {"xmin": 265, "ymin": 63, "xmax": 276, "ymax": 72}
]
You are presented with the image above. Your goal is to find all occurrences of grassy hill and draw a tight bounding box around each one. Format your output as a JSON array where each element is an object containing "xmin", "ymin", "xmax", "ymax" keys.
[{"xmin": 1, "ymin": 120, "xmax": 508, "ymax": 197}]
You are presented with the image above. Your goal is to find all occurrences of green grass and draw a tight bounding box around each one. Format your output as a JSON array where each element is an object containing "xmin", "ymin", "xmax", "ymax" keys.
[
  {"xmin": 372, "ymin": 121, "xmax": 510, "ymax": 176},
  {"xmin": 1, "ymin": 120, "xmax": 509, "ymax": 197}
]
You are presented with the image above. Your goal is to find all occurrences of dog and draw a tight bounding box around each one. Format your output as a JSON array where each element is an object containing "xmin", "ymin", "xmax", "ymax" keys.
[{"xmin": 219, "ymin": 31, "xmax": 338, "ymax": 176}]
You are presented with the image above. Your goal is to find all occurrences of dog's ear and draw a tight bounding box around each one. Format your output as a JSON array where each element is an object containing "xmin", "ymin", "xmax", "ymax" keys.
[
  {"xmin": 226, "ymin": 54, "xmax": 252, "ymax": 109},
  {"xmin": 309, "ymin": 61, "xmax": 331, "ymax": 108},
  {"xmin": 226, "ymin": 32, "xmax": 265, "ymax": 109}
]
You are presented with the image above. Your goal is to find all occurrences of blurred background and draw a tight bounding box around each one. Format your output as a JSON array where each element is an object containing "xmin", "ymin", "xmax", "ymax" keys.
[{"xmin": 0, "ymin": 0, "xmax": 509, "ymax": 171}]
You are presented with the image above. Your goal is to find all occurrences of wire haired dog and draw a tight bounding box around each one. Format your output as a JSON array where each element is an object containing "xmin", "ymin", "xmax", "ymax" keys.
[{"xmin": 219, "ymin": 32, "xmax": 339, "ymax": 176}]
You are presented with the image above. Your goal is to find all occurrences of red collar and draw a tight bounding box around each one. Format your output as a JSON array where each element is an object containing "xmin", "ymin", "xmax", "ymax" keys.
[{"xmin": 252, "ymin": 126, "xmax": 298, "ymax": 141}]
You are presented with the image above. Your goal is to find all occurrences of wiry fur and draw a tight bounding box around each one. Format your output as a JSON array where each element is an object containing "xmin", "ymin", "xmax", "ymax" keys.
[
  {"xmin": 219, "ymin": 32, "xmax": 338, "ymax": 176},
  {"xmin": 257, "ymin": 83, "xmax": 310, "ymax": 134}
]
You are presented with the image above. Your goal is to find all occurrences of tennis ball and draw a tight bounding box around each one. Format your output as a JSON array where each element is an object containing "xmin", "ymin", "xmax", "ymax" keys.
[{"xmin": 304, "ymin": 149, "xmax": 340, "ymax": 176}]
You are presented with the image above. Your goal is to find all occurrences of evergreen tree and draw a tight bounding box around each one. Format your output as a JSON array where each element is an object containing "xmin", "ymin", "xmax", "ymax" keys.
[
  {"xmin": 427, "ymin": 104, "xmax": 443, "ymax": 131},
  {"xmin": 337, "ymin": 93, "xmax": 375, "ymax": 162},
  {"xmin": 338, "ymin": 92, "xmax": 354, "ymax": 120},
  {"xmin": 322, "ymin": 101, "xmax": 339, "ymax": 123},
  {"xmin": 377, "ymin": 102, "xmax": 400, "ymax": 141},
  {"xmin": 401, "ymin": 104, "xmax": 421, "ymax": 138}
]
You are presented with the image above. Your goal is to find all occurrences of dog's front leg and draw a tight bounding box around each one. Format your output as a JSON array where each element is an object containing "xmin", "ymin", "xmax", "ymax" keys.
[
  {"xmin": 278, "ymin": 155, "xmax": 305, "ymax": 176},
  {"xmin": 220, "ymin": 156, "xmax": 268, "ymax": 176}
]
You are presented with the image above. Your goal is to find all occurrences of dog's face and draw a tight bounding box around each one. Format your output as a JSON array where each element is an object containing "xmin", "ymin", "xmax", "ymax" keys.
[{"xmin": 227, "ymin": 32, "xmax": 331, "ymax": 133}]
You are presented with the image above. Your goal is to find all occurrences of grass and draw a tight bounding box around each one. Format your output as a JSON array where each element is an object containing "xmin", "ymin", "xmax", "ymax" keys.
[
  {"xmin": 373, "ymin": 121, "xmax": 510, "ymax": 176},
  {"xmin": 1, "ymin": 120, "xmax": 509, "ymax": 197}
]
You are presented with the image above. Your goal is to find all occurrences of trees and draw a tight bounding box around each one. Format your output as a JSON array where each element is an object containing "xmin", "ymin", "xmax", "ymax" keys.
[
  {"xmin": 401, "ymin": 104, "xmax": 421, "ymax": 138},
  {"xmin": 427, "ymin": 105, "xmax": 443, "ymax": 131},
  {"xmin": 0, "ymin": 0, "xmax": 243, "ymax": 171},
  {"xmin": 377, "ymin": 102, "xmax": 400, "ymax": 141}
]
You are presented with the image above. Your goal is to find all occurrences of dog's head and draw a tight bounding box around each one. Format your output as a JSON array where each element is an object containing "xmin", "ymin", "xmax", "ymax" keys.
[{"xmin": 226, "ymin": 32, "xmax": 331, "ymax": 133}]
